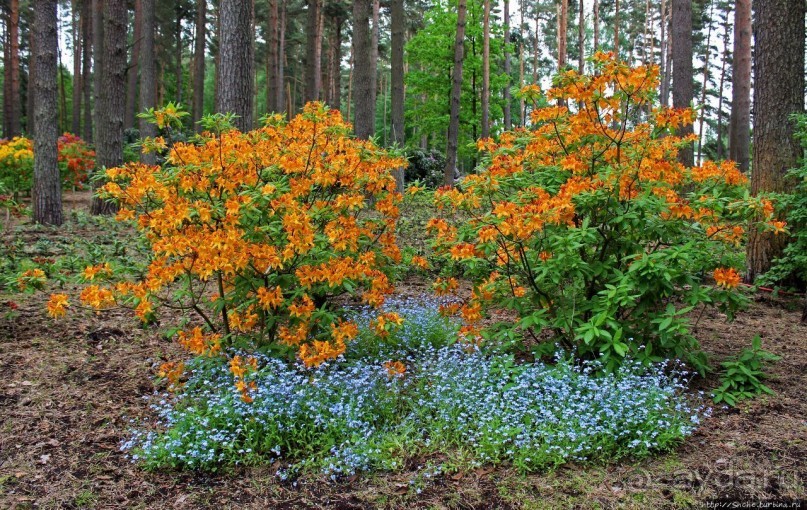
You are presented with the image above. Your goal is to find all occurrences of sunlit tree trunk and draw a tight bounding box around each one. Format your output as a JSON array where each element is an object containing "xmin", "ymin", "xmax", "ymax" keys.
[
  {"xmin": 352, "ymin": 0, "xmax": 374, "ymax": 139},
  {"xmin": 390, "ymin": 0, "xmax": 405, "ymax": 192}
]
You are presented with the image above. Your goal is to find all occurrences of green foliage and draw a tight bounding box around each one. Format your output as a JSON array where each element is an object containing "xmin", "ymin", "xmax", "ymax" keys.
[
  {"xmin": 712, "ymin": 335, "xmax": 780, "ymax": 407},
  {"xmin": 405, "ymin": 148, "xmax": 446, "ymax": 188},
  {"xmin": 406, "ymin": 0, "xmax": 509, "ymax": 163}
]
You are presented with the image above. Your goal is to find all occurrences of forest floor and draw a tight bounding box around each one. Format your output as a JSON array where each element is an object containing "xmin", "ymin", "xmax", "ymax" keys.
[{"xmin": 0, "ymin": 194, "xmax": 805, "ymax": 509}]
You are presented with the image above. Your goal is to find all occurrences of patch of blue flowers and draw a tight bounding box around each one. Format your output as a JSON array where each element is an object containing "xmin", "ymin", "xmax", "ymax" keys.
[{"xmin": 122, "ymin": 296, "xmax": 708, "ymax": 478}]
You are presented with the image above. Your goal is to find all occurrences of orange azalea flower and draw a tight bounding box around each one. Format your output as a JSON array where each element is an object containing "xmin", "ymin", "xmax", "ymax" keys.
[
  {"xmin": 383, "ymin": 360, "xmax": 406, "ymax": 378},
  {"xmin": 47, "ymin": 293, "xmax": 70, "ymax": 318},
  {"xmin": 713, "ymin": 267, "xmax": 741, "ymax": 289}
]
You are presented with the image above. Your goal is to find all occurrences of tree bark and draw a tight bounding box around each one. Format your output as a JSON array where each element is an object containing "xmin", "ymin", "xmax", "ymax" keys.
[
  {"xmin": 32, "ymin": 0, "xmax": 62, "ymax": 225},
  {"xmin": 175, "ymin": 5, "xmax": 183, "ymax": 103},
  {"xmin": 71, "ymin": 0, "xmax": 82, "ymax": 135},
  {"xmin": 716, "ymin": 11, "xmax": 730, "ymax": 160},
  {"xmin": 81, "ymin": 0, "xmax": 92, "ymax": 141},
  {"xmin": 304, "ymin": 0, "xmax": 322, "ymax": 103},
  {"xmin": 92, "ymin": 0, "xmax": 104, "ymax": 145},
  {"xmin": 659, "ymin": 0, "xmax": 667, "ymax": 102},
  {"xmin": 390, "ymin": 0, "xmax": 405, "ymax": 192},
  {"xmin": 671, "ymin": 0, "xmax": 693, "ymax": 167},
  {"xmin": 266, "ymin": 0, "xmax": 278, "ymax": 112},
  {"xmin": 91, "ymin": 0, "xmax": 126, "ymax": 215},
  {"xmin": 25, "ymin": 16, "xmax": 36, "ymax": 136},
  {"xmin": 593, "ymin": 0, "xmax": 599, "ymax": 51},
  {"xmin": 352, "ymin": 0, "xmax": 374, "ymax": 139},
  {"xmin": 443, "ymin": 0, "xmax": 467, "ymax": 187},
  {"xmin": 139, "ymin": 0, "xmax": 156, "ymax": 164},
  {"xmin": 728, "ymin": 0, "xmax": 751, "ymax": 172},
  {"xmin": 558, "ymin": 0, "xmax": 568, "ymax": 70},
  {"xmin": 277, "ymin": 0, "xmax": 286, "ymax": 114},
  {"xmin": 696, "ymin": 2, "xmax": 714, "ymax": 165},
  {"xmin": 481, "ymin": 0, "xmax": 490, "ymax": 139},
  {"xmin": 192, "ymin": 0, "xmax": 206, "ymax": 130},
  {"xmin": 216, "ymin": 0, "xmax": 254, "ymax": 131},
  {"xmin": 746, "ymin": 0, "xmax": 805, "ymax": 282},
  {"xmin": 577, "ymin": 0, "xmax": 584, "ymax": 74},
  {"xmin": 124, "ymin": 0, "xmax": 142, "ymax": 131}
]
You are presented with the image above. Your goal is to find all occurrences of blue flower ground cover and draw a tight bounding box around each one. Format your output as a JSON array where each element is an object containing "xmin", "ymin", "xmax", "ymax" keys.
[{"xmin": 122, "ymin": 296, "xmax": 708, "ymax": 478}]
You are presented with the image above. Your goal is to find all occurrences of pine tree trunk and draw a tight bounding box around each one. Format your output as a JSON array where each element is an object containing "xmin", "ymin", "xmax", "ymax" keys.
[
  {"xmin": 716, "ymin": 12, "xmax": 730, "ymax": 160},
  {"xmin": 593, "ymin": 0, "xmax": 599, "ymax": 51},
  {"xmin": 746, "ymin": 0, "xmax": 805, "ymax": 282},
  {"xmin": 192, "ymin": 0, "xmax": 206, "ymax": 130},
  {"xmin": 671, "ymin": 0, "xmax": 693, "ymax": 167},
  {"xmin": 9, "ymin": 0, "xmax": 21, "ymax": 136},
  {"xmin": 304, "ymin": 0, "xmax": 322, "ymax": 103},
  {"xmin": 696, "ymin": 2, "xmax": 714, "ymax": 165},
  {"xmin": 518, "ymin": 0, "xmax": 524, "ymax": 126},
  {"xmin": 659, "ymin": 0, "xmax": 667, "ymax": 101},
  {"xmin": 124, "ymin": 0, "xmax": 142, "ymax": 131},
  {"xmin": 390, "ymin": 0, "xmax": 405, "ymax": 192},
  {"xmin": 728, "ymin": 0, "xmax": 751, "ymax": 172},
  {"xmin": 81, "ymin": 0, "xmax": 92, "ymax": 141},
  {"xmin": 352, "ymin": 0, "xmax": 374, "ymax": 139},
  {"xmin": 139, "ymin": 0, "xmax": 156, "ymax": 164},
  {"xmin": 91, "ymin": 0, "xmax": 126, "ymax": 215},
  {"xmin": 481, "ymin": 0, "xmax": 490, "ymax": 139},
  {"xmin": 32, "ymin": 0, "xmax": 62, "ymax": 225},
  {"xmin": 443, "ymin": 0, "xmax": 466, "ymax": 187},
  {"xmin": 71, "ymin": 0, "xmax": 82, "ymax": 135},
  {"xmin": 503, "ymin": 0, "xmax": 511, "ymax": 130},
  {"xmin": 370, "ymin": 0, "xmax": 379, "ymax": 115},
  {"xmin": 558, "ymin": 0, "xmax": 567, "ymax": 70},
  {"xmin": 26, "ymin": 19, "xmax": 36, "ymax": 136},
  {"xmin": 578, "ymin": 0, "xmax": 584, "ymax": 74},
  {"xmin": 266, "ymin": 0, "xmax": 277, "ymax": 112},
  {"xmin": 91, "ymin": 0, "xmax": 104, "ymax": 145},
  {"xmin": 662, "ymin": 11, "xmax": 673, "ymax": 106},
  {"xmin": 216, "ymin": 0, "xmax": 254, "ymax": 131}
]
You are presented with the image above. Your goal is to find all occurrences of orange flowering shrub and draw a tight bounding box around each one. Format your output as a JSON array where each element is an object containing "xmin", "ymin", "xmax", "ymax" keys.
[
  {"xmin": 53, "ymin": 103, "xmax": 404, "ymax": 368},
  {"xmin": 431, "ymin": 55, "xmax": 782, "ymax": 373},
  {"xmin": 58, "ymin": 133, "xmax": 95, "ymax": 189}
]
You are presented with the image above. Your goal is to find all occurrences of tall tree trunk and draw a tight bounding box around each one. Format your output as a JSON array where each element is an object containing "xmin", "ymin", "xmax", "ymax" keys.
[
  {"xmin": 370, "ymin": 0, "xmax": 379, "ymax": 116},
  {"xmin": 593, "ymin": 0, "xmax": 599, "ymax": 51},
  {"xmin": 32, "ymin": 0, "xmax": 62, "ymax": 225},
  {"xmin": 503, "ymin": 0, "xmax": 511, "ymax": 130},
  {"xmin": 192, "ymin": 0, "xmax": 206, "ymax": 130},
  {"xmin": 304, "ymin": 0, "xmax": 322, "ymax": 102},
  {"xmin": 662, "ymin": 12, "xmax": 673, "ymax": 106},
  {"xmin": 659, "ymin": 0, "xmax": 667, "ymax": 101},
  {"xmin": 746, "ymin": 0, "xmax": 805, "ymax": 282},
  {"xmin": 58, "ymin": 42, "xmax": 68, "ymax": 133},
  {"xmin": 390, "ymin": 0, "xmax": 405, "ymax": 192},
  {"xmin": 124, "ymin": 0, "xmax": 142, "ymax": 130},
  {"xmin": 139, "ymin": 0, "xmax": 156, "ymax": 164},
  {"xmin": 216, "ymin": 0, "xmax": 254, "ymax": 131},
  {"xmin": 266, "ymin": 0, "xmax": 278, "ymax": 112},
  {"xmin": 92, "ymin": 0, "xmax": 104, "ymax": 145},
  {"xmin": 9, "ymin": 0, "xmax": 21, "ymax": 136},
  {"xmin": 3, "ymin": 14, "xmax": 10, "ymax": 137},
  {"xmin": 443, "ymin": 0, "xmax": 467, "ymax": 187},
  {"xmin": 81, "ymin": 1, "xmax": 92, "ymax": 141},
  {"xmin": 696, "ymin": 2, "xmax": 714, "ymax": 165},
  {"xmin": 671, "ymin": 0, "xmax": 693, "ymax": 167},
  {"xmin": 481, "ymin": 0, "xmax": 490, "ymax": 139},
  {"xmin": 91, "ymin": 0, "xmax": 126, "ymax": 215},
  {"xmin": 728, "ymin": 0, "xmax": 751, "ymax": 172},
  {"xmin": 577, "ymin": 0, "xmax": 584, "ymax": 74},
  {"xmin": 518, "ymin": 0, "xmax": 524, "ymax": 126},
  {"xmin": 558, "ymin": 0, "xmax": 568, "ymax": 70},
  {"xmin": 352, "ymin": 0, "xmax": 374, "ymax": 139},
  {"xmin": 326, "ymin": 15, "xmax": 343, "ymax": 110},
  {"xmin": 71, "ymin": 0, "xmax": 82, "ymax": 135},
  {"xmin": 26, "ymin": 23, "xmax": 35, "ymax": 136}
]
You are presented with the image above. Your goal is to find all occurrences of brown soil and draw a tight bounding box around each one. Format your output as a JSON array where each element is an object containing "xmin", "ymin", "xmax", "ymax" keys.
[{"xmin": 0, "ymin": 195, "xmax": 805, "ymax": 509}]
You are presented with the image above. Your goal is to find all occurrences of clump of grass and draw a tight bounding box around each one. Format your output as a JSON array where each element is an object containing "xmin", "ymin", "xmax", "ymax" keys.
[{"xmin": 122, "ymin": 296, "xmax": 707, "ymax": 479}]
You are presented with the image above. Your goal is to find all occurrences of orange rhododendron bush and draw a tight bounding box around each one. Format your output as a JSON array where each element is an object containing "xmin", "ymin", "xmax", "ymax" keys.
[
  {"xmin": 429, "ymin": 55, "xmax": 784, "ymax": 374},
  {"xmin": 50, "ymin": 103, "xmax": 405, "ymax": 372}
]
